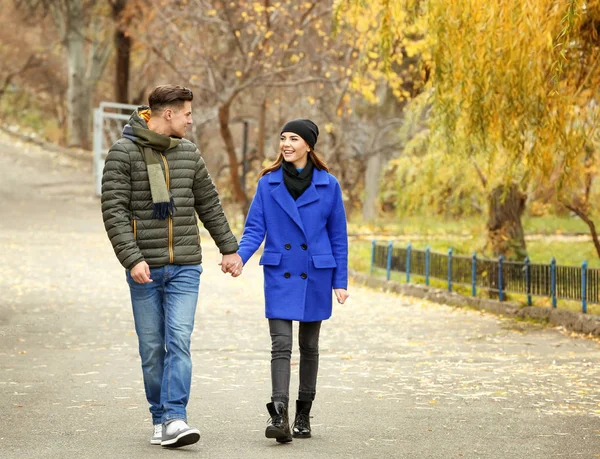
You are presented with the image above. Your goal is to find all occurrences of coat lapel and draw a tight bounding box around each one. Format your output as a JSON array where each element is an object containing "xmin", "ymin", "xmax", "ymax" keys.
[
  {"xmin": 297, "ymin": 168, "xmax": 330, "ymax": 207},
  {"xmin": 270, "ymin": 169, "xmax": 306, "ymax": 235},
  {"xmin": 295, "ymin": 184, "xmax": 319, "ymax": 208},
  {"xmin": 268, "ymin": 167, "xmax": 331, "ymax": 233}
]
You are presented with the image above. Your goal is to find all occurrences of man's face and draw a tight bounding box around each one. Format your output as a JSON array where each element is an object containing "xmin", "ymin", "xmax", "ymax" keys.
[{"xmin": 165, "ymin": 100, "xmax": 192, "ymax": 138}]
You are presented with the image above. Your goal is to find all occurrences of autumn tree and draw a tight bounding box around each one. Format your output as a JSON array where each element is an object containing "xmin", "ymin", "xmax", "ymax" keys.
[
  {"xmin": 126, "ymin": 1, "xmax": 349, "ymax": 211},
  {"xmin": 13, "ymin": 0, "xmax": 118, "ymax": 148},
  {"xmin": 426, "ymin": 0, "xmax": 600, "ymax": 259},
  {"xmin": 339, "ymin": 0, "xmax": 600, "ymax": 260},
  {"xmin": 0, "ymin": 3, "xmax": 68, "ymax": 143},
  {"xmin": 110, "ymin": 0, "xmax": 132, "ymax": 103},
  {"xmin": 333, "ymin": 0, "xmax": 429, "ymax": 221},
  {"xmin": 0, "ymin": 51, "xmax": 41, "ymax": 108}
]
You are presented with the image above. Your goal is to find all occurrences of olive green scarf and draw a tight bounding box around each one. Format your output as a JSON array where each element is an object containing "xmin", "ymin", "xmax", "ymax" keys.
[{"xmin": 122, "ymin": 123, "xmax": 180, "ymax": 220}]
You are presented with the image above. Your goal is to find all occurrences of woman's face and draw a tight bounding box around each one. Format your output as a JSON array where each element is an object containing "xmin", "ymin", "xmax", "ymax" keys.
[{"xmin": 280, "ymin": 132, "xmax": 310, "ymax": 169}]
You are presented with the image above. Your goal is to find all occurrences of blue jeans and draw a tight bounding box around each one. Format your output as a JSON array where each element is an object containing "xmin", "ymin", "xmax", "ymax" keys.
[{"xmin": 126, "ymin": 264, "xmax": 202, "ymax": 425}]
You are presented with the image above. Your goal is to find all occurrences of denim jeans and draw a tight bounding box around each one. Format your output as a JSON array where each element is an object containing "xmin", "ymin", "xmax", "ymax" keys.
[
  {"xmin": 269, "ymin": 319, "xmax": 322, "ymax": 404},
  {"xmin": 126, "ymin": 264, "xmax": 202, "ymax": 425}
]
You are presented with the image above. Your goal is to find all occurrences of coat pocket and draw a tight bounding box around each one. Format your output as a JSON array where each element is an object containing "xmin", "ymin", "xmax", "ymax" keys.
[
  {"xmin": 312, "ymin": 254, "xmax": 337, "ymax": 269},
  {"xmin": 259, "ymin": 251, "xmax": 282, "ymax": 266}
]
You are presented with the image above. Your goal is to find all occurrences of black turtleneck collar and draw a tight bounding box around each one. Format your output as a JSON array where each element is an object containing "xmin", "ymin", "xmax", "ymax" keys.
[{"xmin": 282, "ymin": 157, "xmax": 314, "ymax": 200}]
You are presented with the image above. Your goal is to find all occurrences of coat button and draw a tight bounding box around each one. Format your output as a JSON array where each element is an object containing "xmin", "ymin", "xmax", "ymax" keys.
[
  {"xmin": 301, "ymin": 273, "xmax": 307, "ymax": 279},
  {"xmin": 301, "ymin": 243, "xmax": 307, "ymax": 250},
  {"xmin": 284, "ymin": 272, "xmax": 291, "ymax": 278},
  {"xmin": 285, "ymin": 244, "xmax": 291, "ymax": 250}
]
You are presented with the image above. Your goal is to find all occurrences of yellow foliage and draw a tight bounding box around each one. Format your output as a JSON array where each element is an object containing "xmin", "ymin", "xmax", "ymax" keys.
[
  {"xmin": 427, "ymin": 0, "xmax": 600, "ymax": 186},
  {"xmin": 334, "ymin": 0, "xmax": 429, "ymax": 104},
  {"xmin": 338, "ymin": 0, "xmax": 600, "ymax": 199}
]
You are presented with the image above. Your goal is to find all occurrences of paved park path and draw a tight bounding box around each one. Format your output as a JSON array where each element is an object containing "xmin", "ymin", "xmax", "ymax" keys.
[{"xmin": 0, "ymin": 131, "xmax": 599, "ymax": 459}]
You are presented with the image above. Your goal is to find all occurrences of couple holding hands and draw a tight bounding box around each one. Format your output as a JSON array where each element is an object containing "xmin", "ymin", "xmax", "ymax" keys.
[{"xmin": 101, "ymin": 84, "xmax": 348, "ymax": 448}]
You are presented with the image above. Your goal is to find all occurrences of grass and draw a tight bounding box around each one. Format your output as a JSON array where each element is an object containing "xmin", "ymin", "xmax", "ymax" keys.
[
  {"xmin": 361, "ymin": 265, "xmax": 600, "ymax": 316},
  {"xmin": 348, "ymin": 213, "xmax": 600, "ymax": 315},
  {"xmin": 349, "ymin": 214, "xmax": 600, "ymax": 268},
  {"xmin": 350, "ymin": 214, "xmax": 595, "ymax": 237}
]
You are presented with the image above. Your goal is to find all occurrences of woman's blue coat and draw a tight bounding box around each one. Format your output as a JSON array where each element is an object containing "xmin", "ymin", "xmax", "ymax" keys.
[{"xmin": 238, "ymin": 166, "xmax": 348, "ymax": 322}]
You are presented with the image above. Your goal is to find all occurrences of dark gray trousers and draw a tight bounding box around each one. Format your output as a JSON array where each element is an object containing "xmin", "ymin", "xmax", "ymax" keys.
[{"xmin": 269, "ymin": 319, "xmax": 322, "ymax": 404}]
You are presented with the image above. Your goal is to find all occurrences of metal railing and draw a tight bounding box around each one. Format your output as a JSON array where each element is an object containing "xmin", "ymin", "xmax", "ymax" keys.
[
  {"xmin": 371, "ymin": 241, "xmax": 593, "ymax": 313},
  {"xmin": 93, "ymin": 102, "xmax": 138, "ymax": 196}
]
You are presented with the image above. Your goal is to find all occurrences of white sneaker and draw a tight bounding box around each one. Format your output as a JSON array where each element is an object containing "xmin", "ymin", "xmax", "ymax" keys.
[
  {"xmin": 161, "ymin": 420, "xmax": 200, "ymax": 448},
  {"xmin": 151, "ymin": 424, "xmax": 162, "ymax": 445}
]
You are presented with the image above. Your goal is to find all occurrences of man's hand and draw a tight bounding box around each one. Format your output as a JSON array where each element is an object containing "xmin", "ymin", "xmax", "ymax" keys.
[
  {"xmin": 220, "ymin": 253, "xmax": 243, "ymax": 277},
  {"xmin": 131, "ymin": 261, "xmax": 153, "ymax": 284},
  {"xmin": 334, "ymin": 288, "xmax": 349, "ymax": 304}
]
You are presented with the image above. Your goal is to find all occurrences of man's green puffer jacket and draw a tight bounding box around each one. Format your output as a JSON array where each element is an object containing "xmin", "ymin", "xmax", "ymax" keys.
[{"xmin": 101, "ymin": 110, "xmax": 238, "ymax": 270}]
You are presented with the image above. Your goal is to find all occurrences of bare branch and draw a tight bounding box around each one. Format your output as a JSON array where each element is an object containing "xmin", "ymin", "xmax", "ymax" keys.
[
  {"xmin": 561, "ymin": 198, "xmax": 600, "ymax": 258},
  {"xmin": 471, "ymin": 158, "xmax": 488, "ymax": 188},
  {"xmin": 262, "ymin": 76, "xmax": 338, "ymax": 87},
  {"xmin": 0, "ymin": 54, "xmax": 41, "ymax": 101},
  {"xmin": 222, "ymin": 4, "xmax": 246, "ymax": 59}
]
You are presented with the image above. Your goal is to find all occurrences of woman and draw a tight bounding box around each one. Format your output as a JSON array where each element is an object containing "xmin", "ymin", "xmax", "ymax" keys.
[{"xmin": 235, "ymin": 119, "xmax": 349, "ymax": 443}]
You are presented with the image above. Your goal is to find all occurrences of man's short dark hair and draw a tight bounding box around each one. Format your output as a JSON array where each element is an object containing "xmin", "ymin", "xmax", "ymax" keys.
[{"xmin": 148, "ymin": 85, "xmax": 193, "ymax": 112}]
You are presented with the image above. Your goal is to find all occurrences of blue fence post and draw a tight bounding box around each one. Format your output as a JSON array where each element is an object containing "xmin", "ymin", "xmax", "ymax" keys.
[
  {"xmin": 448, "ymin": 248, "xmax": 453, "ymax": 292},
  {"xmin": 370, "ymin": 240, "xmax": 376, "ymax": 275},
  {"xmin": 425, "ymin": 246, "xmax": 431, "ymax": 286},
  {"xmin": 471, "ymin": 252, "xmax": 477, "ymax": 297},
  {"xmin": 551, "ymin": 257, "xmax": 557, "ymax": 308},
  {"xmin": 386, "ymin": 241, "xmax": 393, "ymax": 281},
  {"xmin": 525, "ymin": 257, "xmax": 532, "ymax": 306},
  {"xmin": 406, "ymin": 243, "xmax": 412, "ymax": 283},
  {"xmin": 582, "ymin": 261, "xmax": 588, "ymax": 314},
  {"xmin": 498, "ymin": 256, "xmax": 504, "ymax": 302}
]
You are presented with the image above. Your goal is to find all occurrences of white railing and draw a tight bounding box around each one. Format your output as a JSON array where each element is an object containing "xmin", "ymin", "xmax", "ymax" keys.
[{"xmin": 93, "ymin": 102, "xmax": 138, "ymax": 196}]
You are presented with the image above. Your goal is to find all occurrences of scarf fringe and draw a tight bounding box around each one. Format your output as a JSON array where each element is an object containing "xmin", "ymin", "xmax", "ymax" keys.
[{"xmin": 151, "ymin": 198, "xmax": 176, "ymax": 220}]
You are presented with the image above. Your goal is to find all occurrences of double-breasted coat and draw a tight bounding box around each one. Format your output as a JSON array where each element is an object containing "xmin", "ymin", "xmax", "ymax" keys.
[{"xmin": 238, "ymin": 166, "xmax": 348, "ymax": 322}]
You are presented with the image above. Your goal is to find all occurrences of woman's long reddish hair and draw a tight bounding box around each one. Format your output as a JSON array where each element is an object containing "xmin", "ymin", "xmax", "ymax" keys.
[{"xmin": 260, "ymin": 149, "xmax": 329, "ymax": 177}]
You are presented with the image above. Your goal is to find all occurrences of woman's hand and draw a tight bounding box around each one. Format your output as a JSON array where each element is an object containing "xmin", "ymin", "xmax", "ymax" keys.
[
  {"xmin": 220, "ymin": 253, "xmax": 244, "ymax": 277},
  {"xmin": 334, "ymin": 288, "xmax": 349, "ymax": 304}
]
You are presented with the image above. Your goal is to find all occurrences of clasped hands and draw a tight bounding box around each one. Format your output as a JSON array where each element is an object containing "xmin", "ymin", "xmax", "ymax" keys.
[{"xmin": 220, "ymin": 253, "xmax": 244, "ymax": 277}]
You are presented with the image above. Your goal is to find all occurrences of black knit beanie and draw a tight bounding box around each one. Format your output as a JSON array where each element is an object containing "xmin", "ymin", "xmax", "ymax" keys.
[{"xmin": 280, "ymin": 119, "xmax": 319, "ymax": 149}]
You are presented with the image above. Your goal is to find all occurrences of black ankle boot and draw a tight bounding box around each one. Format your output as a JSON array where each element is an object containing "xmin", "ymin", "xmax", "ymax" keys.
[
  {"xmin": 292, "ymin": 400, "xmax": 312, "ymax": 438},
  {"xmin": 265, "ymin": 401, "xmax": 293, "ymax": 443}
]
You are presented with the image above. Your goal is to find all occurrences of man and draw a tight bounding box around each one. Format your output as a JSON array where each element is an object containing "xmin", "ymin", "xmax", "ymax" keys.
[{"xmin": 101, "ymin": 85, "xmax": 239, "ymax": 448}]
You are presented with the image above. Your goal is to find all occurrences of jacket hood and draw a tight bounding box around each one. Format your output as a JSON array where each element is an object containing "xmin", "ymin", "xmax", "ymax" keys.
[
  {"xmin": 125, "ymin": 106, "xmax": 151, "ymax": 131},
  {"xmin": 121, "ymin": 106, "xmax": 180, "ymax": 152}
]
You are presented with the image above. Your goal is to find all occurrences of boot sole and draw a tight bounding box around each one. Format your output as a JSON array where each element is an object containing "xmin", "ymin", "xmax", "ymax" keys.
[
  {"xmin": 292, "ymin": 432, "xmax": 311, "ymax": 438},
  {"xmin": 265, "ymin": 426, "xmax": 293, "ymax": 443}
]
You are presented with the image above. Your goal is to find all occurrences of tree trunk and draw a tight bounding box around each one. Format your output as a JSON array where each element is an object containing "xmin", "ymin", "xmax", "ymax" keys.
[
  {"xmin": 561, "ymin": 201, "xmax": 600, "ymax": 259},
  {"xmin": 114, "ymin": 29, "xmax": 130, "ymax": 103},
  {"xmin": 218, "ymin": 103, "xmax": 249, "ymax": 209},
  {"xmin": 362, "ymin": 152, "xmax": 382, "ymax": 222},
  {"xmin": 65, "ymin": 1, "xmax": 89, "ymax": 148},
  {"xmin": 112, "ymin": 0, "xmax": 130, "ymax": 103},
  {"xmin": 487, "ymin": 183, "xmax": 527, "ymax": 260},
  {"xmin": 362, "ymin": 154, "xmax": 383, "ymax": 222},
  {"xmin": 257, "ymin": 97, "xmax": 267, "ymax": 161}
]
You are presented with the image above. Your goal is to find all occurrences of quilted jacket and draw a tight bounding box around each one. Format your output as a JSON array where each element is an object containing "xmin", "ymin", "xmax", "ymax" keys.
[{"xmin": 101, "ymin": 109, "xmax": 238, "ymax": 269}]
